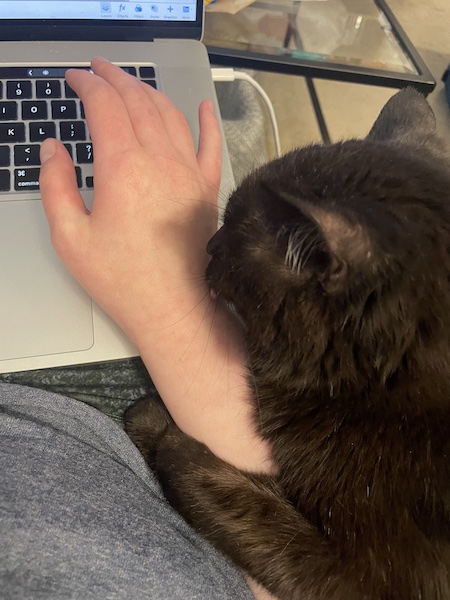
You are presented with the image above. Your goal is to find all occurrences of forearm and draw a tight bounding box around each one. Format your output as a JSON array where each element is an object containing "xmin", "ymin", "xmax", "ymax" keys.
[{"xmin": 127, "ymin": 283, "xmax": 274, "ymax": 474}]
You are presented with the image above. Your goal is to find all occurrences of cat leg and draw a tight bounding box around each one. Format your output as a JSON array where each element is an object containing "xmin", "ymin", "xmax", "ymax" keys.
[
  {"xmin": 154, "ymin": 428, "xmax": 363, "ymax": 600},
  {"xmin": 123, "ymin": 395, "xmax": 173, "ymax": 466}
]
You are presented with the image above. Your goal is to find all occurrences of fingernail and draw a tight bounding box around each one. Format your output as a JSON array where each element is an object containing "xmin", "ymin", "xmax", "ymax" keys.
[{"xmin": 40, "ymin": 139, "xmax": 56, "ymax": 165}]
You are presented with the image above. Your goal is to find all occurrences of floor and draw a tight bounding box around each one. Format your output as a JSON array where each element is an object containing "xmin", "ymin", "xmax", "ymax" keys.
[{"xmin": 243, "ymin": 0, "xmax": 450, "ymax": 158}]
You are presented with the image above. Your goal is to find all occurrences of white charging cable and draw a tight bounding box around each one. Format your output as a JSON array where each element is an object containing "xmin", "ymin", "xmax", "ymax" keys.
[{"xmin": 211, "ymin": 67, "xmax": 282, "ymax": 157}]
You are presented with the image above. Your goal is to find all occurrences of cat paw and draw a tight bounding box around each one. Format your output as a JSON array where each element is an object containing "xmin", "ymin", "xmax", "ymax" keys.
[{"xmin": 124, "ymin": 395, "xmax": 173, "ymax": 464}]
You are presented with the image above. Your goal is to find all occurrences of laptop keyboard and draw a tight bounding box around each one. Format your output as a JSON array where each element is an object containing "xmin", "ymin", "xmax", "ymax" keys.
[{"xmin": 0, "ymin": 66, "xmax": 157, "ymax": 195}]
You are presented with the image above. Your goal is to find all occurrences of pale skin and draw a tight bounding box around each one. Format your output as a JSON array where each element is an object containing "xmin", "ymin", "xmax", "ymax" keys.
[{"xmin": 39, "ymin": 58, "xmax": 276, "ymax": 600}]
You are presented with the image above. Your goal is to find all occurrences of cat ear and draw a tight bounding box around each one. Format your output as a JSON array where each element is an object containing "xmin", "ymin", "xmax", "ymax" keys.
[
  {"xmin": 260, "ymin": 187, "xmax": 371, "ymax": 294},
  {"xmin": 367, "ymin": 88, "xmax": 447, "ymax": 160},
  {"xmin": 298, "ymin": 202, "xmax": 372, "ymax": 294}
]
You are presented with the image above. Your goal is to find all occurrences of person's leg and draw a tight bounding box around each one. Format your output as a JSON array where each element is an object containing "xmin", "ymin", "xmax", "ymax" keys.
[{"xmin": 0, "ymin": 383, "xmax": 253, "ymax": 600}]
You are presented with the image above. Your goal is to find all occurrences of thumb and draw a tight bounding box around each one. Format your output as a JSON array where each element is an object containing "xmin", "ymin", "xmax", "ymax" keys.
[{"xmin": 39, "ymin": 138, "xmax": 89, "ymax": 259}]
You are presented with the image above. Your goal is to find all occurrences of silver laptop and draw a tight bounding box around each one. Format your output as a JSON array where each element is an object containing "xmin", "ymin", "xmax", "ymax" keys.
[{"xmin": 0, "ymin": 0, "xmax": 233, "ymax": 373}]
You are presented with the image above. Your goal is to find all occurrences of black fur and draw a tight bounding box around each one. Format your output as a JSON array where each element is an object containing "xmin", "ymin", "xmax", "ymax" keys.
[{"xmin": 125, "ymin": 89, "xmax": 450, "ymax": 600}]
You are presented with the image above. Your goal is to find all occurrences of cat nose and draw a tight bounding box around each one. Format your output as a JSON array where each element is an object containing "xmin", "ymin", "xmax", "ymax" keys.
[{"xmin": 206, "ymin": 225, "xmax": 226, "ymax": 255}]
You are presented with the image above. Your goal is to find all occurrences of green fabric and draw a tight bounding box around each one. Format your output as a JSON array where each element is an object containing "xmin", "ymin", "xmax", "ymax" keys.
[{"xmin": 0, "ymin": 358, "xmax": 158, "ymax": 425}]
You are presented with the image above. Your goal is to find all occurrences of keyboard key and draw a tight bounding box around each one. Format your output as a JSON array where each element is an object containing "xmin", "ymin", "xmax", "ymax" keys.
[
  {"xmin": 14, "ymin": 144, "xmax": 41, "ymax": 166},
  {"xmin": 52, "ymin": 100, "xmax": 78, "ymax": 120},
  {"xmin": 0, "ymin": 122, "xmax": 25, "ymax": 142},
  {"xmin": 29, "ymin": 121, "xmax": 56, "ymax": 142},
  {"xmin": 60, "ymin": 121, "xmax": 86, "ymax": 141},
  {"xmin": 76, "ymin": 142, "xmax": 93, "ymax": 163},
  {"xmin": 22, "ymin": 101, "xmax": 48, "ymax": 120},
  {"xmin": 14, "ymin": 167, "xmax": 40, "ymax": 191},
  {"xmin": 6, "ymin": 81, "xmax": 32, "ymax": 99},
  {"xmin": 0, "ymin": 146, "xmax": 10, "ymax": 166},
  {"xmin": 63, "ymin": 143, "xmax": 73, "ymax": 159},
  {"xmin": 0, "ymin": 101, "xmax": 18, "ymax": 121},
  {"xmin": 139, "ymin": 67, "xmax": 155, "ymax": 78},
  {"xmin": 0, "ymin": 169, "xmax": 10, "ymax": 191},
  {"xmin": 64, "ymin": 82, "xmax": 78, "ymax": 99},
  {"xmin": 142, "ymin": 80, "xmax": 157, "ymax": 89},
  {"xmin": 86, "ymin": 176, "xmax": 94, "ymax": 188},
  {"xmin": 0, "ymin": 82, "xmax": 2, "ymax": 99},
  {"xmin": 36, "ymin": 79, "xmax": 61, "ymax": 98},
  {"xmin": 75, "ymin": 167, "xmax": 82, "ymax": 188}
]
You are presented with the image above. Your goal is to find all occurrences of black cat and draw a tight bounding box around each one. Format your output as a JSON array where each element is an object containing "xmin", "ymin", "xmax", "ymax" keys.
[{"xmin": 125, "ymin": 89, "xmax": 450, "ymax": 600}]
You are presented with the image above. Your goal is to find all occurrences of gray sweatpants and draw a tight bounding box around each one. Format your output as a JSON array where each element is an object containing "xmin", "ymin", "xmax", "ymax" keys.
[{"xmin": 0, "ymin": 383, "xmax": 252, "ymax": 600}]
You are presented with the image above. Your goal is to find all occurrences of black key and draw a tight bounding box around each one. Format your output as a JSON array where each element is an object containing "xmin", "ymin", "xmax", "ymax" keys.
[
  {"xmin": 75, "ymin": 167, "xmax": 82, "ymax": 188},
  {"xmin": 0, "ymin": 101, "xmax": 18, "ymax": 121},
  {"xmin": 76, "ymin": 142, "xmax": 93, "ymax": 163},
  {"xmin": 60, "ymin": 121, "xmax": 86, "ymax": 141},
  {"xmin": 64, "ymin": 82, "xmax": 78, "ymax": 99},
  {"xmin": 0, "ymin": 122, "xmax": 25, "ymax": 142},
  {"xmin": 139, "ymin": 67, "xmax": 155, "ymax": 78},
  {"xmin": 14, "ymin": 145, "xmax": 41, "ymax": 166},
  {"xmin": 52, "ymin": 100, "xmax": 78, "ymax": 120},
  {"xmin": 86, "ymin": 176, "xmax": 94, "ymax": 188},
  {"xmin": 0, "ymin": 169, "xmax": 10, "ymax": 191},
  {"xmin": 6, "ymin": 80, "xmax": 32, "ymax": 99},
  {"xmin": 0, "ymin": 82, "xmax": 3, "ymax": 99},
  {"xmin": 36, "ymin": 79, "xmax": 62, "ymax": 98},
  {"xmin": 142, "ymin": 80, "xmax": 157, "ymax": 89},
  {"xmin": 80, "ymin": 102, "xmax": 85, "ymax": 119},
  {"xmin": 0, "ymin": 146, "xmax": 10, "ymax": 166},
  {"xmin": 63, "ymin": 143, "xmax": 73, "ymax": 159},
  {"xmin": 14, "ymin": 167, "xmax": 40, "ymax": 191},
  {"xmin": 29, "ymin": 121, "xmax": 56, "ymax": 142},
  {"xmin": 22, "ymin": 101, "xmax": 48, "ymax": 120}
]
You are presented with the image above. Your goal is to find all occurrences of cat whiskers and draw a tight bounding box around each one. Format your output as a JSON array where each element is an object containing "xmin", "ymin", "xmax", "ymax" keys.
[{"xmin": 283, "ymin": 226, "xmax": 320, "ymax": 273}]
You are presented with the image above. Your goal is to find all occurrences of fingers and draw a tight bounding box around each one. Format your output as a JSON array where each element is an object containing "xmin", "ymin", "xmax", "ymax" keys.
[
  {"xmin": 69, "ymin": 58, "xmax": 208, "ymax": 167},
  {"xmin": 197, "ymin": 100, "xmax": 222, "ymax": 193},
  {"xmin": 138, "ymin": 78, "xmax": 196, "ymax": 155},
  {"xmin": 39, "ymin": 138, "xmax": 89, "ymax": 258},
  {"xmin": 65, "ymin": 65, "xmax": 137, "ymax": 158},
  {"xmin": 90, "ymin": 57, "xmax": 183, "ymax": 151},
  {"xmin": 90, "ymin": 57, "xmax": 195, "ymax": 155}
]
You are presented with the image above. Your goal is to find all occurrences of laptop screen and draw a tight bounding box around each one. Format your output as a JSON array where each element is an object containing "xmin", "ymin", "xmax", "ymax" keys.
[
  {"xmin": 0, "ymin": 0, "xmax": 202, "ymax": 40},
  {"xmin": 0, "ymin": 1, "xmax": 198, "ymax": 22}
]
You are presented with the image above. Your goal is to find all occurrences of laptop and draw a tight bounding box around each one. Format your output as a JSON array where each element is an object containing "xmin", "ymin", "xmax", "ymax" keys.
[{"xmin": 0, "ymin": 0, "xmax": 233, "ymax": 373}]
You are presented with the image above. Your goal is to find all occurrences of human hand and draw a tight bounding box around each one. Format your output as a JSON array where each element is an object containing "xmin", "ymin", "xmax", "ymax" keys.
[
  {"xmin": 39, "ymin": 57, "xmax": 273, "ymax": 474},
  {"xmin": 39, "ymin": 56, "xmax": 222, "ymax": 344}
]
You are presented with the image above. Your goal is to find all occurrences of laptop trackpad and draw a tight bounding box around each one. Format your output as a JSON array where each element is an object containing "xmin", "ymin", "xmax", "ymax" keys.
[{"xmin": 0, "ymin": 201, "xmax": 94, "ymax": 361}]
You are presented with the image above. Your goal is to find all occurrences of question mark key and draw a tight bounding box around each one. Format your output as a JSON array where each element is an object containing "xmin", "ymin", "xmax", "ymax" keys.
[{"xmin": 76, "ymin": 142, "xmax": 94, "ymax": 163}]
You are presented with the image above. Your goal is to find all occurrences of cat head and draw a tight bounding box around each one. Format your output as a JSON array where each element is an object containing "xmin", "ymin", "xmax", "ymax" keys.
[{"xmin": 206, "ymin": 89, "xmax": 450, "ymax": 398}]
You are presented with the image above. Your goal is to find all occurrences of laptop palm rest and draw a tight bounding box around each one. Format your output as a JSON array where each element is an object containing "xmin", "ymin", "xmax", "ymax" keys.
[{"xmin": 0, "ymin": 200, "xmax": 94, "ymax": 362}]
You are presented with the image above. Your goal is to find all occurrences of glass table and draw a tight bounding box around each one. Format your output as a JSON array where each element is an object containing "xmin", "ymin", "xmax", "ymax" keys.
[
  {"xmin": 204, "ymin": 0, "xmax": 435, "ymax": 94},
  {"xmin": 204, "ymin": 0, "xmax": 435, "ymax": 142}
]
